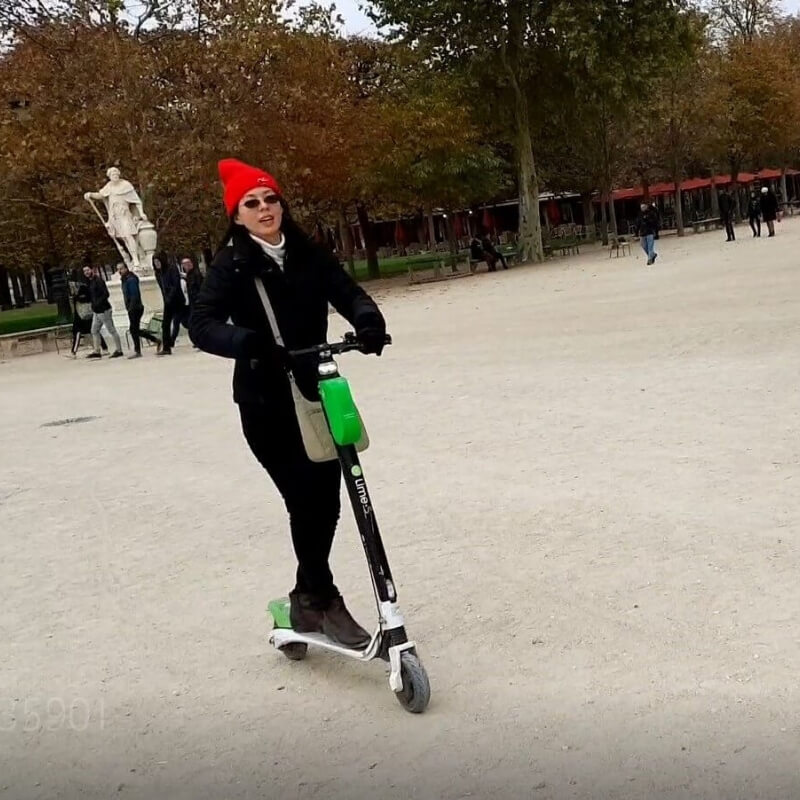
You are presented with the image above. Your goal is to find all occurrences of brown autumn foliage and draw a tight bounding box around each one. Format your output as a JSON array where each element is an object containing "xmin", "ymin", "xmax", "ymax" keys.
[
  {"xmin": 0, "ymin": 11, "xmax": 506, "ymax": 277},
  {"xmin": 1, "ymin": 2, "xmax": 800, "ymax": 278}
]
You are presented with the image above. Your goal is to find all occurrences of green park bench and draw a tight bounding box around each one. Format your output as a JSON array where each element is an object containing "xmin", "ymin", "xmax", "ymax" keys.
[{"xmin": 406, "ymin": 253, "xmax": 471, "ymax": 284}]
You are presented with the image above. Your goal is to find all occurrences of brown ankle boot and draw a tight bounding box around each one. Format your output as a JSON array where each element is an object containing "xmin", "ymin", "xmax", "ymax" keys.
[
  {"xmin": 322, "ymin": 597, "xmax": 371, "ymax": 650},
  {"xmin": 289, "ymin": 591, "xmax": 324, "ymax": 633}
]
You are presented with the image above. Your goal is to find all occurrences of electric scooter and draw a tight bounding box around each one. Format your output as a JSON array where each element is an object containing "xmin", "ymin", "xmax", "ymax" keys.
[{"xmin": 267, "ymin": 333, "xmax": 431, "ymax": 714}]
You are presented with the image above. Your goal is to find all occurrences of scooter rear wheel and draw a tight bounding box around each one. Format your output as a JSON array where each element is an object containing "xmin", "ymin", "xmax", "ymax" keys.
[
  {"xmin": 279, "ymin": 642, "xmax": 308, "ymax": 661},
  {"xmin": 395, "ymin": 652, "xmax": 430, "ymax": 713}
]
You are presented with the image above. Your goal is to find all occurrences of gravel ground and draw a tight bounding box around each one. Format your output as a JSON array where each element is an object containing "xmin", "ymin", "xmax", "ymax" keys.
[{"xmin": 1, "ymin": 219, "xmax": 799, "ymax": 799}]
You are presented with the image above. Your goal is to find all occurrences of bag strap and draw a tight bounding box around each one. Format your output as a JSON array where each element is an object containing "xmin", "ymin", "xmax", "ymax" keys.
[{"xmin": 253, "ymin": 277, "xmax": 284, "ymax": 348}]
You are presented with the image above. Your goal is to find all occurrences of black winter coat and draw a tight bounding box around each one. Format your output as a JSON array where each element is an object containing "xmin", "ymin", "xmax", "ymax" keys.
[
  {"xmin": 189, "ymin": 225, "xmax": 384, "ymax": 406},
  {"xmin": 88, "ymin": 275, "xmax": 111, "ymax": 313},
  {"xmin": 636, "ymin": 206, "xmax": 660, "ymax": 237},
  {"xmin": 185, "ymin": 268, "xmax": 203, "ymax": 308},
  {"xmin": 760, "ymin": 190, "xmax": 779, "ymax": 222},
  {"xmin": 747, "ymin": 197, "xmax": 761, "ymax": 218},
  {"xmin": 161, "ymin": 263, "xmax": 186, "ymax": 309},
  {"xmin": 718, "ymin": 191, "xmax": 733, "ymax": 218}
]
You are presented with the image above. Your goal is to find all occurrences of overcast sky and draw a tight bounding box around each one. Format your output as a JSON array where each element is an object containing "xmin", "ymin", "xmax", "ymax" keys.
[{"xmin": 336, "ymin": 0, "xmax": 800, "ymax": 38}]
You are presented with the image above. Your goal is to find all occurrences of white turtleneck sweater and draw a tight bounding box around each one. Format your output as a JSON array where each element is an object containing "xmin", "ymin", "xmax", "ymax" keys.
[{"xmin": 250, "ymin": 233, "xmax": 286, "ymax": 270}]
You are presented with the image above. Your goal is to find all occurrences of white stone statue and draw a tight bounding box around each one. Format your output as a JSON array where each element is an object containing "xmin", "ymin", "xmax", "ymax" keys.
[{"xmin": 84, "ymin": 167, "xmax": 157, "ymax": 273}]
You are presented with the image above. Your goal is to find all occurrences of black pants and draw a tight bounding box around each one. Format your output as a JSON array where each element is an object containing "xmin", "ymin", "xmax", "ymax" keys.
[
  {"xmin": 128, "ymin": 306, "xmax": 159, "ymax": 354},
  {"xmin": 239, "ymin": 402, "xmax": 342, "ymax": 606},
  {"xmin": 723, "ymin": 215, "xmax": 735, "ymax": 240},
  {"xmin": 161, "ymin": 304, "xmax": 184, "ymax": 352},
  {"xmin": 749, "ymin": 216, "xmax": 761, "ymax": 237}
]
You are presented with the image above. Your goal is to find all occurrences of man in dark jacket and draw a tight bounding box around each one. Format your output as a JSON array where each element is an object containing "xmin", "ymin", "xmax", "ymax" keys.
[
  {"xmin": 747, "ymin": 191, "xmax": 761, "ymax": 237},
  {"xmin": 83, "ymin": 265, "xmax": 123, "ymax": 359},
  {"xmin": 69, "ymin": 275, "xmax": 107, "ymax": 356},
  {"xmin": 635, "ymin": 202, "xmax": 660, "ymax": 265},
  {"xmin": 119, "ymin": 262, "xmax": 158, "ymax": 358},
  {"xmin": 718, "ymin": 188, "xmax": 735, "ymax": 242},
  {"xmin": 760, "ymin": 186, "xmax": 779, "ymax": 236},
  {"xmin": 181, "ymin": 256, "xmax": 203, "ymax": 324},
  {"xmin": 159, "ymin": 258, "xmax": 186, "ymax": 355}
]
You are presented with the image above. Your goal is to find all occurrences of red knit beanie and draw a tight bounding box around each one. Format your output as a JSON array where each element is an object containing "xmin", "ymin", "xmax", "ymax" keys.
[{"xmin": 218, "ymin": 158, "xmax": 281, "ymax": 217}]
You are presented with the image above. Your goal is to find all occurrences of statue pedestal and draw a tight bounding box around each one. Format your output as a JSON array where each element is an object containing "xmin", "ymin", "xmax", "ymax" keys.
[{"xmin": 107, "ymin": 274, "xmax": 163, "ymax": 336}]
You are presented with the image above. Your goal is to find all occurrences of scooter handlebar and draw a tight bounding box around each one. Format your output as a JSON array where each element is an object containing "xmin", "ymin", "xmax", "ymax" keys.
[{"xmin": 289, "ymin": 332, "xmax": 392, "ymax": 358}]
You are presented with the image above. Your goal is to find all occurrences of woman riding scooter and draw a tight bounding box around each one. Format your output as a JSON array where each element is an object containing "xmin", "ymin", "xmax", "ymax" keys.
[{"xmin": 189, "ymin": 159, "xmax": 387, "ymax": 649}]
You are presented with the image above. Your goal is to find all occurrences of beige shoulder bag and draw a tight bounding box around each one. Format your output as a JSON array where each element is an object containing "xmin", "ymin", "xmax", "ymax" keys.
[{"xmin": 254, "ymin": 276, "xmax": 368, "ymax": 463}]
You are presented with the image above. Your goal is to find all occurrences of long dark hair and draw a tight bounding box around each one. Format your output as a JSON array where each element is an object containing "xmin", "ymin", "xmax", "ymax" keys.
[
  {"xmin": 154, "ymin": 250, "xmax": 169, "ymax": 270},
  {"xmin": 216, "ymin": 197, "xmax": 308, "ymax": 255}
]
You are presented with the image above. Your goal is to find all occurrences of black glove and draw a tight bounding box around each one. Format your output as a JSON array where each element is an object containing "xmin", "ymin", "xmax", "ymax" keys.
[
  {"xmin": 355, "ymin": 314, "xmax": 386, "ymax": 356},
  {"xmin": 244, "ymin": 331, "xmax": 289, "ymax": 371}
]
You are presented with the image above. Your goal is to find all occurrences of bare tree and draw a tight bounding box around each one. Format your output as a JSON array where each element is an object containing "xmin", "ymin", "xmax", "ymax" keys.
[{"xmin": 707, "ymin": 0, "xmax": 780, "ymax": 41}]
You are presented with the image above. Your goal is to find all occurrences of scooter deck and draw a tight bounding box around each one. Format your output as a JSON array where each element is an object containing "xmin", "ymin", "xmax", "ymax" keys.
[
  {"xmin": 268, "ymin": 597, "xmax": 382, "ymax": 659},
  {"xmin": 270, "ymin": 625, "xmax": 384, "ymax": 660}
]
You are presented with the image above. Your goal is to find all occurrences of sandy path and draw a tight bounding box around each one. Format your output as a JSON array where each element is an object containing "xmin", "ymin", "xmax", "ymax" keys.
[{"xmin": 1, "ymin": 219, "xmax": 799, "ymax": 799}]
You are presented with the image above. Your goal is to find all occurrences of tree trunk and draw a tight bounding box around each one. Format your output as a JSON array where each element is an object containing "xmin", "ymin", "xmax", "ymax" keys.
[
  {"xmin": 22, "ymin": 270, "xmax": 35, "ymax": 303},
  {"xmin": 10, "ymin": 272, "xmax": 25, "ymax": 307},
  {"xmin": 608, "ymin": 196, "xmax": 618, "ymax": 237},
  {"xmin": 513, "ymin": 89, "xmax": 543, "ymax": 262},
  {"xmin": 502, "ymin": 11, "xmax": 543, "ymax": 264},
  {"xmin": 37, "ymin": 267, "xmax": 48, "ymax": 302},
  {"xmin": 355, "ymin": 202, "xmax": 379, "ymax": 280},
  {"xmin": 710, "ymin": 181, "xmax": 719, "ymax": 217},
  {"xmin": 445, "ymin": 214, "xmax": 458, "ymax": 255},
  {"xmin": 581, "ymin": 192, "xmax": 594, "ymax": 237},
  {"xmin": 416, "ymin": 213, "xmax": 426, "ymax": 248},
  {"xmin": 445, "ymin": 214, "xmax": 459, "ymax": 273},
  {"xmin": 337, "ymin": 206, "xmax": 355, "ymax": 277},
  {"xmin": 780, "ymin": 166, "xmax": 788, "ymax": 206},
  {"xmin": 0, "ymin": 265, "xmax": 11, "ymax": 309},
  {"xmin": 674, "ymin": 180, "xmax": 684, "ymax": 237},
  {"xmin": 729, "ymin": 163, "xmax": 742, "ymax": 221},
  {"xmin": 599, "ymin": 192, "xmax": 609, "ymax": 246},
  {"xmin": 641, "ymin": 178, "xmax": 650, "ymax": 202},
  {"xmin": 423, "ymin": 203, "xmax": 436, "ymax": 249},
  {"xmin": 731, "ymin": 183, "xmax": 742, "ymax": 222}
]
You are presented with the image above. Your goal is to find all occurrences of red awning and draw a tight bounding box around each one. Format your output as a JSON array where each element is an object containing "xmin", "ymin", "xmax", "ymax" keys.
[{"xmin": 603, "ymin": 168, "xmax": 800, "ymax": 202}]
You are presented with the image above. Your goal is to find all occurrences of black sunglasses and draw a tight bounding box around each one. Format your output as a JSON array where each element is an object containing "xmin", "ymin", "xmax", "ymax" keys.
[{"xmin": 242, "ymin": 194, "xmax": 281, "ymax": 210}]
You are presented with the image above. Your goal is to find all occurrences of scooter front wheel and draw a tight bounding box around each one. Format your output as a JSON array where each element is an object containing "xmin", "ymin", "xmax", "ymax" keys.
[{"xmin": 395, "ymin": 652, "xmax": 430, "ymax": 714}]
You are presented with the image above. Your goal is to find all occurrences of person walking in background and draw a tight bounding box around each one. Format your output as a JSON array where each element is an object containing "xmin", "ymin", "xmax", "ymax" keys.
[
  {"xmin": 152, "ymin": 252, "xmax": 168, "ymax": 294},
  {"xmin": 718, "ymin": 188, "xmax": 735, "ymax": 242},
  {"xmin": 83, "ymin": 265, "xmax": 123, "ymax": 359},
  {"xmin": 119, "ymin": 262, "xmax": 158, "ymax": 358},
  {"xmin": 635, "ymin": 202, "xmax": 660, "ymax": 265},
  {"xmin": 158, "ymin": 256, "xmax": 186, "ymax": 355},
  {"xmin": 760, "ymin": 186, "xmax": 778, "ymax": 237},
  {"xmin": 747, "ymin": 190, "xmax": 762, "ymax": 237},
  {"xmin": 68, "ymin": 273, "xmax": 107, "ymax": 357},
  {"xmin": 181, "ymin": 256, "xmax": 203, "ymax": 327}
]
